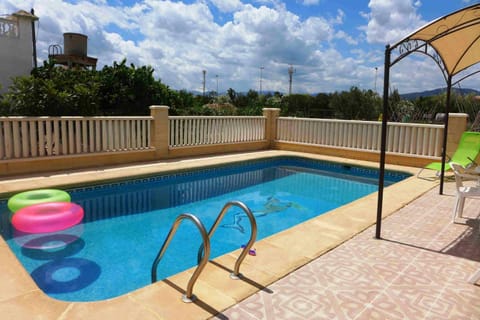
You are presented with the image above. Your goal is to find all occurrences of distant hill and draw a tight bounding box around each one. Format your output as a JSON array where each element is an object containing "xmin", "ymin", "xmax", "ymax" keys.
[{"xmin": 401, "ymin": 87, "xmax": 480, "ymax": 100}]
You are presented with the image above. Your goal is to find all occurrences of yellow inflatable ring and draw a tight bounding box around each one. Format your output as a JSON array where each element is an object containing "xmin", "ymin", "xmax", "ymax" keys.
[{"xmin": 7, "ymin": 189, "xmax": 71, "ymax": 213}]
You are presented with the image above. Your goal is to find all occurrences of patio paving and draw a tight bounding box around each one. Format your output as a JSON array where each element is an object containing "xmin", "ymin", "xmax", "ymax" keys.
[{"xmin": 218, "ymin": 180, "xmax": 480, "ymax": 320}]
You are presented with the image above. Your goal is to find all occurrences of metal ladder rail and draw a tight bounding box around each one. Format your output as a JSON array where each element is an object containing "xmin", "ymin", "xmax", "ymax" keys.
[
  {"xmin": 151, "ymin": 213, "xmax": 210, "ymax": 303},
  {"xmin": 197, "ymin": 201, "xmax": 257, "ymax": 280}
]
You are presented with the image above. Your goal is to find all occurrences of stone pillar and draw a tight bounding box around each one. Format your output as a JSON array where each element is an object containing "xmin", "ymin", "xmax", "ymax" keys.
[
  {"xmin": 263, "ymin": 108, "xmax": 280, "ymax": 148},
  {"xmin": 150, "ymin": 105, "xmax": 170, "ymax": 158},
  {"xmin": 446, "ymin": 113, "xmax": 468, "ymax": 155}
]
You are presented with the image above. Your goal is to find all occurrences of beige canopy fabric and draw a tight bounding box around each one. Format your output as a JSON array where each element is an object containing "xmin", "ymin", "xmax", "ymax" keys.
[
  {"xmin": 376, "ymin": 3, "xmax": 480, "ymax": 239},
  {"xmin": 391, "ymin": 3, "xmax": 480, "ymax": 77}
]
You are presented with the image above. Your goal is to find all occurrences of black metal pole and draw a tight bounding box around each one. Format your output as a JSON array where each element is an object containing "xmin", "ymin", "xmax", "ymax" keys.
[
  {"xmin": 375, "ymin": 44, "xmax": 391, "ymax": 239},
  {"xmin": 31, "ymin": 8, "xmax": 37, "ymax": 69},
  {"xmin": 439, "ymin": 76, "xmax": 452, "ymax": 194}
]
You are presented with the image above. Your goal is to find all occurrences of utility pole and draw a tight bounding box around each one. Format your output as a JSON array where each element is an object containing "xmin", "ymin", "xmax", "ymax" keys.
[
  {"xmin": 259, "ymin": 66, "xmax": 264, "ymax": 95},
  {"xmin": 216, "ymin": 74, "xmax": 219, "ymax": 97},
  {"xmin": 288, "ymin": 65, "xmax": 295, "ymax": 95},
  {"xmin": 31, "ymin": 8, "xmax": 37, "ymax": 68},
  {"xmin": 374, "ymin": 67, "xmax": 378, "ymax": 93},
  {"xmin": 202, "ymin": 70, "xmax": 206, "ymax": 96}
]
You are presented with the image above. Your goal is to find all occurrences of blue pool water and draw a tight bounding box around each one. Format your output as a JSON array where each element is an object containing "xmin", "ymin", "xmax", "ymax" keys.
[{"xmin": 0, "ymin": 157, "xmax": 409, "ymax": 301}]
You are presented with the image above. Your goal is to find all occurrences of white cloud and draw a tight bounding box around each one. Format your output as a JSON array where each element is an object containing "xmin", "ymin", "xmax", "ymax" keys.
[
  {"xmin": 209, "ymin": 0, "xmax": 243, "ymax": 13},
  {"xmin": 301, "ymin": 0, "xmax": 320, "ymax": 5},
  {"xmin": 1, "ymin": 0, "xmax": 459, "ymax": 95},
  {"xmin": 362, "ymin": 0, "xmax": 425, "ymax": 44}
]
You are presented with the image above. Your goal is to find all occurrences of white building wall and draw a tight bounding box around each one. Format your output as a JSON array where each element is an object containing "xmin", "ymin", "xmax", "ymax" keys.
[{"xmin": 0, "ymin": 12, "xmax": 36, "ymax": 94}]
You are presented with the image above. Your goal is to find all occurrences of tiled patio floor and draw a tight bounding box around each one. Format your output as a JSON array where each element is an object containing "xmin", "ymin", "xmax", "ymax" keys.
[{"xmin": 218, "ymin": 181, "xmax": 480, "ymax": 320}]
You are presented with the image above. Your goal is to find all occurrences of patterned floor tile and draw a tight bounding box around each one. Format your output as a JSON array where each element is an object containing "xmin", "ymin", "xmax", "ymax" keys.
[{"xmin": 220, "ymin": 184, "xmax": 480, "ymax": 320}]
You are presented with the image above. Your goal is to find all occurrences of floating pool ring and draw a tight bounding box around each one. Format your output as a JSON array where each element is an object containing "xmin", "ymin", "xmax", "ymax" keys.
[
  {"xmin": 12, "ymin": 202, "xmax": 84, "ymax": 234},
  {"xmin": 13, "ymin": 224, "xmax": 84, "ymax": 250},
  {"xmin": 8, "ymin": 189, "xmax": 71, "ymax": 213}
]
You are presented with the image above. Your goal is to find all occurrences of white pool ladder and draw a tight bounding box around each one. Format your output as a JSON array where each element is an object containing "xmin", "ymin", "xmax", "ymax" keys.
[
  {"xmin": 197, "ymin": 201, "xmax": 257, "ymax": 280},
  {"xmin": 151, "ymin": 201, "xmax": 257, "ymax": 303},
  {"xmin": 151, "ymin": 213, "xmax": 210, "ymax": 303}
]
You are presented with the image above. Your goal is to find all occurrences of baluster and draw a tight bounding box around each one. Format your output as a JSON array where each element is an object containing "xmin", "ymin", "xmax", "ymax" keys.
[
  {"xmin": 421, "ymin": 127, "xmax": 428, "ymax": 156},
  {"xmin": 0, "ymin": 121, "xmax": 5, "ymax": 159},
  {"xmin": 181, "ymin": 119, "xmax": 186, "ymax": 146},
  {"xmin": 106, "ymin": 120, "xmax": 113, "ymax": 151},
  {"xmin": 436, "ymin": 128, "xmax": 443, "ymax": 157},
  {"xmin": 3, "ymin": 121, "xmax": 13, "ymax": 159},
  {"xmin": 112, "ymin": 120, "xmax": 118, "ymax": 150},
  {"xmin": 385, "ymin": 124, "xmax": 393, "ymax": 152},
  {"xmin": 101, "ymin": 120, "xmax": 108, "ymax": 151},
  {"xmin": 19, "ymin": 120, "xmax": 29, "ymax": 157},
  {"xmin": 61, "ymin": 119, "xmax": 68, "ymax": 155},
  {"xmin": 119, "ymin": 120, "xmax": 125, "ymax": 150},
  {"xmin": 12, "ymin": 120, "xmax": 21, "ymax": 158},
  {"xmin": 197, "ymin": 118, "xmax": 203, "ymax": 145},
  {"xmin": 126, "ymin": 119, "xmax": 131, "ymax": 149},
  {"xmin": 172, "ymin": 118, "xmax": 177, "ymax": 147},
  {"xmin": 135, "ymin": 120, "xmax": 141, "ymax": 148},
  {"xmin": 141, "ymin": 119, "xmax": 146, "ymax": 148},
  {"xmin": 45, "ymin": 120, "xmax": 53, "ymax": 156},
  {"xmin": 82, "ymin": 119, "xmax": 88, "ymax": 153},
  {"xmin": 53, "ymin": 119, "xmax": 60, "ymax": 156},
  {"xmin": 95, "ymin": 119, "xmax": 101, "ymax": 152},
  {"xmin": 365, "ymin": 124, "xmax": 372, "ymax": 150},
  {"xmin": 88, "ymin": 119, "xmax": 95, "ymax": 153},
  {"xmin": 38, "ymin": 119, "xmax": 46, "ymax": 156},
  {"xmin": 404, "ymin": 125, "xmax": 411, "ymax": 154},
  {"xmin": 73, "ymin": 120, "xmax": 80, "ymax": 153},
  {"xmin": 410, "ymin": 126, "xmax": 417, "ymax": 155},
  {"xmin": 28, "ymin": 120, "xmax": 37, "ymax": 157}
]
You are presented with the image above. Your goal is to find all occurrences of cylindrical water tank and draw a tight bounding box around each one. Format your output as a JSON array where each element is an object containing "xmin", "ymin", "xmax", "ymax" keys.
[{"xmin": 63, "ymin": 33, "xmax": 87, "ymax": 56}]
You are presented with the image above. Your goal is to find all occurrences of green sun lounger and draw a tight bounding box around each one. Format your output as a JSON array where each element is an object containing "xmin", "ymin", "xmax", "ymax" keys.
[{"xmin": 418, "ymin": 131, "xmax": 480, "ymax": 178}]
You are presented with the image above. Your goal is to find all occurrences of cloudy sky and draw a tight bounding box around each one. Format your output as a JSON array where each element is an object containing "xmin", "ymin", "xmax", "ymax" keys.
[{"xmin": 1, "ymin": 0, "xmax": 478, "ymax": 94}]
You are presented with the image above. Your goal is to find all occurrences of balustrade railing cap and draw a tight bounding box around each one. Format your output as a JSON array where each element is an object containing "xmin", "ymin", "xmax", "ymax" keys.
[
  {"xmin": 448, "ymin": 113, "xmax": 469, "ymax": 118},
  {"xmin": 149, "ymin": 105, "xmax": 170, "ymax": 110}
]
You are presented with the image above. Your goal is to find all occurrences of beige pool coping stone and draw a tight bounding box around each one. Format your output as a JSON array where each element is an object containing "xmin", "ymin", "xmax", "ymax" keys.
[{"xmin": 0, "ymin": 150, "xmax": 439, "ymax": 320}]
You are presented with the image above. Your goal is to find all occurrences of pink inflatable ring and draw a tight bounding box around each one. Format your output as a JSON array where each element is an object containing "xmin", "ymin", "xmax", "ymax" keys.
[{"xmin": 12, "ymin": 202, "xmax": 84, "ymax": 234}]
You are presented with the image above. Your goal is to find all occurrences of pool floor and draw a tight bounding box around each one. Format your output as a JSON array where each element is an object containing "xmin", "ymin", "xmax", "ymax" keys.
[{"xmin": 0, "ymin": 151, "xmax": 438, "ymax": 319}]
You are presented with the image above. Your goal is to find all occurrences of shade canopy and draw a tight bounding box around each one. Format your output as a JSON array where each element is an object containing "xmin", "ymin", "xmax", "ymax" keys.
[
  {"xmin": 389, "ymin": 3, "xmax": 480, "ymax": 79},
  {"xmin": 375, "ymin": 3, "xmax": 480, "ymax": 239}
]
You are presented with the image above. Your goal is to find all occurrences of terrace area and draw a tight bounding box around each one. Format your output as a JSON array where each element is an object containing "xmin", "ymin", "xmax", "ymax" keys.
[
  {"xmin": 0, "ymin": 107, "xmax": 479, "ymax": 319},
  {"xmin": 0, "ymin": 150, "xmax": 479, "ymax": 319},
  {"xmin": 220, "ymin": 169, "xmax": 480, "ymax": 320}
]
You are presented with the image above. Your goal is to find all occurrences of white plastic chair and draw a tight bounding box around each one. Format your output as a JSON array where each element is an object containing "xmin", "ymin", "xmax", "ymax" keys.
[{"xmin": 450, "ymin": 162, "xmax": 480, "ymax": 223}]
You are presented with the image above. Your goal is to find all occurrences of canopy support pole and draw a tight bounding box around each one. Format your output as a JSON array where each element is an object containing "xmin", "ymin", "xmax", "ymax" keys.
[
  {"xmin": 439, "ymin": 76, "xmax": 452, "ymax": 195},
  {"xmin": 375, "ymin": 45, "xmax": 391, "ymax": 240}
]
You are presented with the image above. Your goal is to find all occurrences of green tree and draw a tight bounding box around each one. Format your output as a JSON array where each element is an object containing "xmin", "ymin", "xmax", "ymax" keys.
[
  {"xmin": 329, "ymin": 87, "xmax": 380, "ymax": 120},
  {"xmin": 97, "ymin": 59, "xmax": 171, "ymax": 115},
  {"xmin": 311, "ymin": 93, "xmax": 332, "ymax": 118},
  {"xmin": 1, "ymin": 59, "xmax": 180, "ymax": 116},
  {"xmin": 4, "ymin": 61, "xmax": 99, "ymax": 116}
]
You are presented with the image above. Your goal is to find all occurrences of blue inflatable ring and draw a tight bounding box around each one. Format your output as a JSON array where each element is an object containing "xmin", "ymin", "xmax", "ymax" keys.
[{"xmin": 7, "ymin": 189, "xmax": 71, "ymax": 213}]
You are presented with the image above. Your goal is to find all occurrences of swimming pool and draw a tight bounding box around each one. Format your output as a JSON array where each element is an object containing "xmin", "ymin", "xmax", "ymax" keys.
[{"xmin": 0, "ymin": 156, "xmax": 409, "ymax": 302}]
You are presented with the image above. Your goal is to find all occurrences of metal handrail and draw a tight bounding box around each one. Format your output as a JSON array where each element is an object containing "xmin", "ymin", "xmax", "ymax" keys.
[
  {"xmin": 151, "ymin": 213, "xmax": 210, "ymax": 303},
  {"xmin": 197, "ymin": 201, "xmax": 257, "ymax": 279}
]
